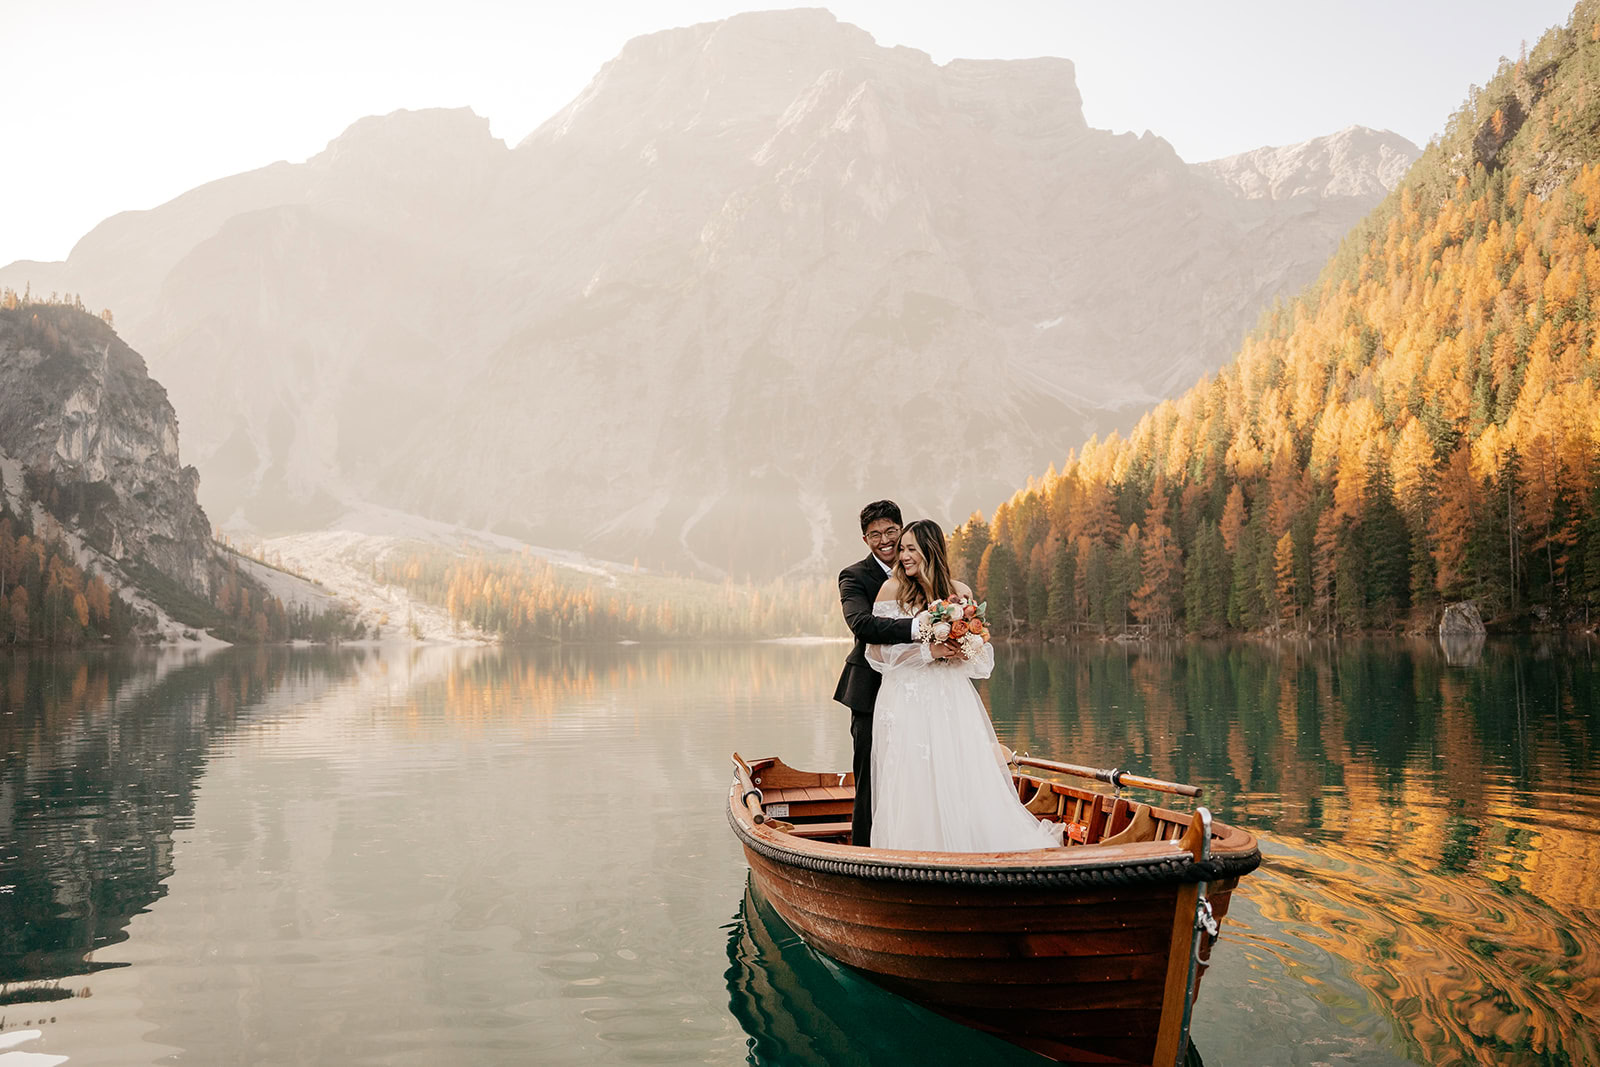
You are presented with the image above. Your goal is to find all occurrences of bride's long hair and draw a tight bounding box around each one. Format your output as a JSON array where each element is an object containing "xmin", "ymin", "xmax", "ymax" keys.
[{"xmin": 893, "ymin": 519, "xmax": 956, "ymax": 615}]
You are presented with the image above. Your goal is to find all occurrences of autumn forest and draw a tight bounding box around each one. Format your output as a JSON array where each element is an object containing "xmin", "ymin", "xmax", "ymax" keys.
[{"xmin": 949, "ymin": 16, "xmax": 1600, "ymax": 640}]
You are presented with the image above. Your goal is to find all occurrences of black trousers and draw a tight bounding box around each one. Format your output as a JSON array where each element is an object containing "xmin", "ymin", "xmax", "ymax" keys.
[{"xmin": 850, "ymin": 709, "xmax": 874, "ymax": 847}]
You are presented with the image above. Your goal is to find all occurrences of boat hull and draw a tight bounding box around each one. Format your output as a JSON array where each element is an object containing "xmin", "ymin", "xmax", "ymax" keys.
[
  {"xmin": 744, "ymin": 847, "xmax": 1238, "ymax": 1064},
  {"xmin": 727, "ymin": 756, "xmax": 1259, "ymax": 1065},
  {"xmin": 727, "ymin": 878, "xmax": 1050, "ymax": 1062}
]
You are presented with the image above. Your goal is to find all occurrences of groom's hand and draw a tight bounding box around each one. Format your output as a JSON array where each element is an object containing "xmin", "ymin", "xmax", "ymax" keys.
[{"xmin": 912, "ymin": 609, "xmax": 931, "ymax": 639}]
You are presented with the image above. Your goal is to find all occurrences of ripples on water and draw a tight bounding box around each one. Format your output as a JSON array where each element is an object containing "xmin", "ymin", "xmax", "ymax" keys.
[
  {"xmin": 987, "ymin": 637, "xmax": 1600, "ymax": 1066},
  {"xmin": 0, "ymin": 638, "xmax": 1596, "ymax": 1064}
]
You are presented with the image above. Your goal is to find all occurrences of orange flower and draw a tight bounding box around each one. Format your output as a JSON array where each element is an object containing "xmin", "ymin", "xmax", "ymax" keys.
[
  {"xmin": 950, "ymin": 619, "xmax": 968, "ymax": 639},
  {"xmin": 963, "ymin": 604, "xmax": 978, "ymax": 619}
]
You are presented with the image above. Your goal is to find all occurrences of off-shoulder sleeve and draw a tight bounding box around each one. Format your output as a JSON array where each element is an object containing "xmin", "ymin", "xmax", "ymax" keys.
[{"xmin": 866, "ymin": 640, "xmax": 934, "ymax": 673}]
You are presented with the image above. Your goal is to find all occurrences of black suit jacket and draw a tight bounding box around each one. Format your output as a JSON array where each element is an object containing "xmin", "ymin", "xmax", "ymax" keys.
[{"xmin": 833, "ymin": 554, "xmax": 915, "ymax": 714}]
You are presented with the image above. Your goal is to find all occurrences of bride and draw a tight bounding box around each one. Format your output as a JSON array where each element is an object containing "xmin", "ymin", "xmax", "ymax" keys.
[{"xmin": 866, "ymin": 519, "xmax": 1063, "ymax": 852}]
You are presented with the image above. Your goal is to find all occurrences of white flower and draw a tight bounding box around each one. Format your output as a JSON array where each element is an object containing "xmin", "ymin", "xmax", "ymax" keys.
[
  {"xmin": 960, "ymin": 633, "xmax": 984, "ymax": 657},
  {"xmin": 932, "ymin": 621, "xmax": 952, "ymax": 641}
]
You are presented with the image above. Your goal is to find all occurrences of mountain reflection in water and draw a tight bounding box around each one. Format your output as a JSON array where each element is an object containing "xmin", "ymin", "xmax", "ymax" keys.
[
  {"xmin": 0, "ymin": 647, "xmax": 367, "ymax": 988},
  {"xmin": 0, "ymin": 638, "xmax": 1595, "ymax": 1065}
]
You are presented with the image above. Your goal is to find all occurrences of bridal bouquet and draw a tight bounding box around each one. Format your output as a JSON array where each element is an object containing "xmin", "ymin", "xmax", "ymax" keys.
[{"xmin": 922, "ymin": 595, "xmax": 990, "ymax": 660}]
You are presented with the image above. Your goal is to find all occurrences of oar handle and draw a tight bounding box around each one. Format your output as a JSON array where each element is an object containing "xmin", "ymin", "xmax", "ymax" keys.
[
  {"xmin": 731, "ymin": 753, "xmax": 767, "ymax": 823},
  {"xmin": 1011, "ymin": 754, "xmax": 1202, "ymax": 798}
]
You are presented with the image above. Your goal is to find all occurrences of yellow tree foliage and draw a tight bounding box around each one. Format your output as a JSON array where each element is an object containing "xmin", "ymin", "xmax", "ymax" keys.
[
  {"xmin": 1220, "ymin": 485, "xmax": 1247, "ymax": 553},
  {"xmin": 1275, "ymin": 532, "xmax": 1297, "ymax": 626},
  {"xmin": 1390, "ymin": 419, "xmax": 1436, "ymax": 521}
]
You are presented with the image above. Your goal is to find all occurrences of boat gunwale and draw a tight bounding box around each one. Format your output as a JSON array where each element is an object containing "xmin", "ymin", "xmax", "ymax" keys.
[{"xmin": 727, "ymin": 786, "xmax": 1261, "ymax": 888}]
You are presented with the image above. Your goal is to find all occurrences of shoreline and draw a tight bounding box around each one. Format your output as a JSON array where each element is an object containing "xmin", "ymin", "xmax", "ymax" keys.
[{"xmin": 15, "ymin": 624, "xmax": 1598, "ymax": 653}]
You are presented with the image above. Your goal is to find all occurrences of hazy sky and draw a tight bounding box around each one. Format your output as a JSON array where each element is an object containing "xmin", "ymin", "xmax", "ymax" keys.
[{"xmin": 3, "ymin": 0, "xmax": 1577, "ymax": 265}]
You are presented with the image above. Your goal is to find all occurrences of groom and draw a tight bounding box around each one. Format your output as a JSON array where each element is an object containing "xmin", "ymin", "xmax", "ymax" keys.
[{"xmin": 834, "ymin": 499, "xmax": 929, "ymax": 847}]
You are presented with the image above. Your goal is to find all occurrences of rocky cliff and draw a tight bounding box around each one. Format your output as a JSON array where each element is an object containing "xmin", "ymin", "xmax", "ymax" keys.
[
  {"xmin": 0, "ymin": 304, "xmax": 215, "ymax": 594},
  {"xmin": 0, "ymin": 302, "xmax": 343, "ymax": 639},
  {"xmin": 0, "ymin": 10, "xmax": 1420, "ymax": 578}
]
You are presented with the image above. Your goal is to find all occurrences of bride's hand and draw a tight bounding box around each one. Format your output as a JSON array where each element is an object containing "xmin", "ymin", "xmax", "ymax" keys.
[{"xmin": 930, "ymin": 640, "xmax": 960, "ymax": 660}]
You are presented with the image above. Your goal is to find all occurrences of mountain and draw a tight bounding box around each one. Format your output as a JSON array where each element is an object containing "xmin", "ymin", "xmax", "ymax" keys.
[
  {"xmin": 0, "ymin": 9, "xmax": 1413, "ymax": 578},
  {"xmin": 957, "ymin": 1, "xmax": 1600, "ymax": 637},
  {"xmin": 1197, "ymin": 126, "xmax": 1418, "ymax": 201},
  {"xmin": 0, "ymin": 304, "xmax": 212, "ymax": 585},
  {"xmin": 0, "ymin": 300, "xmax": 344, "ymax": 641}
]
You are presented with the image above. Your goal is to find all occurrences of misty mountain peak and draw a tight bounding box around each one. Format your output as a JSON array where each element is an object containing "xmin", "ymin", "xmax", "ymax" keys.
[
  {"xmin": 312, "ymin": 107, "xmax": 506, "ymax": 168},
  {"xmin": 523, "ymin": 8, "xmax": 952, "ymax": 151},
  {"xmin": 617, "ymin": 8, "xmax": 882, "ymax": 71},
  {"xmin": 1198, "ymin": 125, "xmax": 1419, "ymax": 200},
  {"xmin": 307, "ymin": 107, "xmax": 508, "ymax": 221}
]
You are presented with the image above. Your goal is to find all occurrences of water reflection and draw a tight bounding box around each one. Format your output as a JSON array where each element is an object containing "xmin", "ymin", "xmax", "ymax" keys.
[
  {"xmin": 0, "ymin": 642, "xmax": 837, "ymax": 994},
  {"xmin": 724, "ymin": 878, "xmax": 1058, "ymax": 1065},
  {"xmin": 0, "ymin": 643, "xmax": 841, "ymax": 1064},
  {"xmin": 0, "ymin": 648, "xmax": 368, "ymax": 990},
  {"xmin": 986, "ymin": 637, "xmax": 1600, "ymax": 1067},
  {"xmin": 394, "ymin": 643, "xmax": 842, "ymax": 729},
  {"xmin": 1439, "ymin": 633, "xmax": 1486, "ymax": 667},
  {"xmin": 0, "ymin": 639, "xmax": 1595, "ymax": 1065}
]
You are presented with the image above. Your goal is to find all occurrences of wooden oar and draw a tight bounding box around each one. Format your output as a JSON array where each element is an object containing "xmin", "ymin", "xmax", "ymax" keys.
[
  {"xmin": 1008, "ymin": 751, "xmax": 1202, "ymax": 799},
  {"xmin": 731, "ymin": 753, "xmax": 767, "ymax": 823}
]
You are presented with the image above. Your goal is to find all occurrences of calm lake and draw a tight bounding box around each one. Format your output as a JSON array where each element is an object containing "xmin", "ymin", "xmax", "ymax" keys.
[{"xmin": 2, "ymin": 638, "xmax": 1597, "ymax": 1065}]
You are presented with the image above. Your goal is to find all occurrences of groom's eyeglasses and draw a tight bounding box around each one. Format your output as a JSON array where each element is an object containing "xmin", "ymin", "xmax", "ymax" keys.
[{"xmin": 864, "ymin": 526, "xmax": 902, "ymax": 546}]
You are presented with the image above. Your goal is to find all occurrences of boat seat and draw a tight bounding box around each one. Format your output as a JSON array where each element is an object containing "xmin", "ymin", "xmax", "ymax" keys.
[
  {"xmin": 1024, "ymin": 782, "xmax": 1064, "ymax": 817},
  {"xmin": 783, "ymin": 820, "xmax": 852, "ymax": 839},
  {"xmin": 1099, "ymin": 803, "xmax": 1157, "ymax": 845}
]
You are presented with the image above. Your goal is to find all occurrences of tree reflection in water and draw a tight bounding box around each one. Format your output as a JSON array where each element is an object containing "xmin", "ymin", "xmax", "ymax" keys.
[
  {"xmin": 985, "ymin": 636, "xmax": 1600, "ymax": 1066},
  {"xmin": 3, "ymin": 638, "xmax": 1596, "ymax": 1064},
  {"xmin": 0, "ymin": 648, "xmax": 365, "ymax": 993}
]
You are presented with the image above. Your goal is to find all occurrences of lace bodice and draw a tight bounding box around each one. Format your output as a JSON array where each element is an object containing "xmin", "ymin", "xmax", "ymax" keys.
[{"xmin": 872, "ymin": 600, "xmax": 911, "ymax": 619}]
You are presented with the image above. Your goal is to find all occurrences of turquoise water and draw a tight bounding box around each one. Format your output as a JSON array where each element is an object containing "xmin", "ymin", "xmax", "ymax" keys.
[{"xmin": 1, "ymin": 639, "xmax": 1596, "ymax": 1064}]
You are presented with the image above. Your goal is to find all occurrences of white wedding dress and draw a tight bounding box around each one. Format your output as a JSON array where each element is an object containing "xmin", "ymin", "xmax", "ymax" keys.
[{"xmin": 866, "ymin": 601, "xmax": 1063, "ymax": 852}]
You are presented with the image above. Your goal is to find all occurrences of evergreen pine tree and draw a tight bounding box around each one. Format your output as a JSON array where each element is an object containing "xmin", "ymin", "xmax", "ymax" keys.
[
  {"xmin": 1363, "ymin": 466, "xmax": 1413, "ymax": 627},
  {"xmin": 1084, "ymin": 541, "xmax": 1112, "ymax": 632},
  {"xmin": 1202, "ymin": 522, "xmax": 1229, "ymax": 627},
  {"xmin": 954, "ymin": 513, "xmax": 990, "ymax": 586},
  {"xmin": 1181, "ymin": 520, "xmax": 1230, "ymax": 634},
  {"xmin": 1334, "ymin": 521, "xmax": 1367, "ymax": 631},
  {"xmin": 1113, "ymin": 525, "xmax": 1141, "ymax": 631},
  {"xmin": 1046, "ymin": 538, "xmax": 1077, "ymax": 634},
  {"xmin": 984, "ymin": 541, "xmax": 1020, "ymax": 634},
  {"xmin": 1580, "ymin": 482, "xmax": 1600, "ymax": 624}
]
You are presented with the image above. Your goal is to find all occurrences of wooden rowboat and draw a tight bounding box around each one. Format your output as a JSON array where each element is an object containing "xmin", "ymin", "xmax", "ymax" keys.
[{"xmin": 727, "ymin": 752, "xmax": 1261, "ymax": 1066}]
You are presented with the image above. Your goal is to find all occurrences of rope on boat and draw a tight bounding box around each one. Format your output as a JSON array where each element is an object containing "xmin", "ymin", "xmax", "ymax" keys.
[{"xmin": 727, "ymin": 807, "xmax": 1261, "ymax": 888}]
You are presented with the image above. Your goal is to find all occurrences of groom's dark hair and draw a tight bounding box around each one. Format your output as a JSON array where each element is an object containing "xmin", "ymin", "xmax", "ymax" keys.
[{"xmin": 859, "ymin": 500, "xmax": 902, "ymax": 532}]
